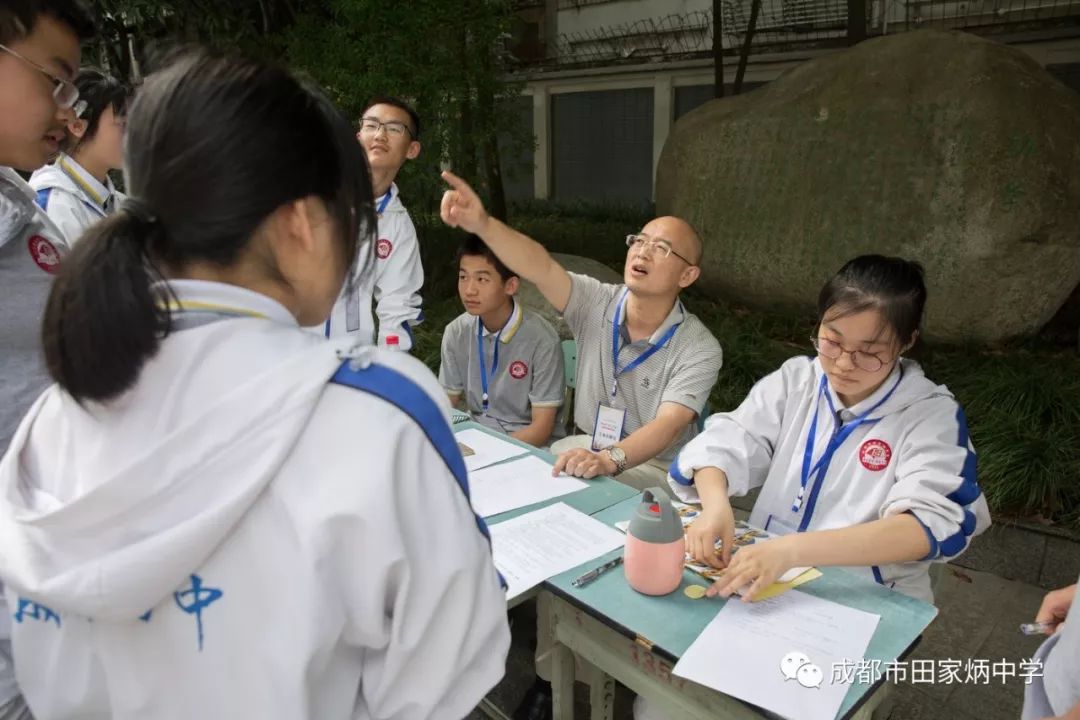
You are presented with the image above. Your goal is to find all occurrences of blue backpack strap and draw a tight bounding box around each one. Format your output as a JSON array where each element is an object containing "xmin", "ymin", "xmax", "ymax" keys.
[
  {"xmin": 34, "ymin": 188, "xmax": 52, "ymax": 211},
  {"xmin": 329, "ymin": 359, "xmax": 504, "ymax": 586}
]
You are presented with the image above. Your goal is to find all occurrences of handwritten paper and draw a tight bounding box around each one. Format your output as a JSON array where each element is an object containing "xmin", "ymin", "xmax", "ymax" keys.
[
  {"xmin": 489, "ymin": 502, "xmax": 626, "ymax": 601},
  {"xmin": 673, "ymin": 590, "xmax": 880, "ymax": 720},
  {"xmin": 469, "ymin": 455, "xmax": 588, "ymax": 518},
  {"xmin": 454, "ymin": 428, "xmax": 529, "ymax": 471}
]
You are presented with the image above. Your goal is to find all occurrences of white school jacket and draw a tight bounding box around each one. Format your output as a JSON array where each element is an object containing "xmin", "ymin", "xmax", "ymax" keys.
[
  {"xmin": 325, "ymin": 184, "xmax": 424, "ymax": 350},
  {"xmin": 29, "ymin": 154, "xmax": 121, "ymax": 246},
  {"xmin": 668, "ymin": 356, "xmax": 991, "ymax": 603},
  {"xmin": 0, "ymin": 281, "xmax": 509, "ymax": 720}
]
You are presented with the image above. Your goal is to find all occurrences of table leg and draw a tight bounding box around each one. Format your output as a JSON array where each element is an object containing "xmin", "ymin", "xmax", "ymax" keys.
[
  {"xmin": 543, "ymin": 590, "xmax": 576, "ymax": 720},
  {"xmin": 584, "ymin": 661, "xmax": 615, "ymax": 720}
]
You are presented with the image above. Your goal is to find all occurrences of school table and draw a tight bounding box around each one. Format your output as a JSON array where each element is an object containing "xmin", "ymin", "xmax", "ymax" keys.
[
  {"xmin": 453, "ymin": 420, "xmax": 639, "ymax": 526},
  {"xmin": 452, "ymin": 421, "xmax": 639, "ymax": 720},
  {"xmin": 540, "ymin": 494, "xmax": 939, "ymax": 720}
]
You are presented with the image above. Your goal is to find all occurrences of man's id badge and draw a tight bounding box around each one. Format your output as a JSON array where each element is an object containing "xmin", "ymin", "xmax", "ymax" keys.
[{"xmin": 591, "ymin": 403, "xmax": 626, "ymax": 451}]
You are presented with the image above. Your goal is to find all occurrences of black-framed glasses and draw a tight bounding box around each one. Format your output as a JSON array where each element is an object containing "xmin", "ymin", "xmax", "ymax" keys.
[
  {"xmin": 0, "ymin": 43, "xmax": 84, "ymax": 116},
  {"xmin": 359, "ymin": 116, "xmax": 412, "ymax": 138},
  {"xmin": 625, "ymin": 234, "xmax": 694, "ymax": 265},
  {"xmin": 811, "ymin": 336, "xmax": 889, "ymax": 373}
]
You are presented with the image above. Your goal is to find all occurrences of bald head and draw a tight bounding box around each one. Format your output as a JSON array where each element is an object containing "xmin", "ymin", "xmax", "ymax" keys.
[{"xmin": 641, "ymin": 215, "xmax": 702, "ymax": 266}]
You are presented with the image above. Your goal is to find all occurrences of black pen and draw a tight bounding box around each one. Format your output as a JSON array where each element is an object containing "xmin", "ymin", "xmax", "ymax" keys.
[{"xmin": 572, "ymin": 556, "xmax": 624, "ymax": 588}]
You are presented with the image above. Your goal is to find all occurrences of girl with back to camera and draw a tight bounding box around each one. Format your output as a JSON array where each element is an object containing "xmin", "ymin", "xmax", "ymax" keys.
[
  {"xmin": 31, "ymin": 68, "xmax": 131, "ymax": 245},
  {"xmin": 669, "ymin": 255, "xmax": 991, "ymax": 605},
  {"xmin": 0, "ymin": 49, "xmax": 508, "ymax": 720}
]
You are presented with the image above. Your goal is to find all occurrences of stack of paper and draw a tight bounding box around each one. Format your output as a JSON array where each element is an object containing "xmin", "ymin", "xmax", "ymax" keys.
[
  {"xmin": 489, "ymin": 502, "xmax": 626, "ymax": 601},
  {"xmin": 673, "ymin": 591, "xmax": 881, "ymax": 720},
  {"xmin": 454, "ymin": 428, "xmax": 529, "ymax": 471},
  {"xmin": 468, "ymin": 455, "xmax": 589, "ymax": 518}
]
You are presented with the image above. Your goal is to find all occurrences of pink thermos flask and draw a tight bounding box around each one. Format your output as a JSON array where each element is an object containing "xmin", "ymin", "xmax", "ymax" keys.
[{"xmin": 623, "ymin": 487, "xmax": 686, "ymax": 595}]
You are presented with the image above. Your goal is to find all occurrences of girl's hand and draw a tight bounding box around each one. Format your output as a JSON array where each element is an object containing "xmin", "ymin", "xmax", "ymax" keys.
[
  {"xmin": 708, "ymin": 535, "xmax": 800, "ymax": 602},
  {"xmin": 685, "ymin": 500, "xmax": 735, "ymax": 569}
]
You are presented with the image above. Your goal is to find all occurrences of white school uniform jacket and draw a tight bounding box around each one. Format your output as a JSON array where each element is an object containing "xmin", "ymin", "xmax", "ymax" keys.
[
  {"xmin": 29, "ymin": 154, "xmax": 121, "ymax": 246},
  {"xmin": 668, "ymin": 356, "xmax": 991, "ymax": 604},
  {"xmin": 0, "ymin": 281, "xmax": 509, "ymax": 720},
  {"xmin": 325, "ymin": 184, "xmax": 424, "ymax": 350}
]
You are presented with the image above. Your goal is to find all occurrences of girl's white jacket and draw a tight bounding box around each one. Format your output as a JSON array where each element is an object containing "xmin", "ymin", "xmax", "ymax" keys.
[
  {"xmin": 0, "ymin": 281, "xmax": 509, "ymax": 720},
  {"xmin": 668, "ymin": 356, "xmax": 991, "ymax": 603}
]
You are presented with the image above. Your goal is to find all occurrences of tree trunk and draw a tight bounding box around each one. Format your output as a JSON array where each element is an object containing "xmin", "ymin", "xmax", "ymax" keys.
[
  {"xmin": 734, "ymin": 0, "xmax": 761, "ymax": 94},
  {"xmin": 847, "ymin": 0, "xmax": 868, "ymax": 44},
  {"xmin": 713, "ymin": 0, "xmax": 724, "ymax": 97}
]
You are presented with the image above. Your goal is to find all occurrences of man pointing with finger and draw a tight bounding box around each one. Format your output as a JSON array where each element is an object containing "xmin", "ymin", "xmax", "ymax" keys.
[{"xmin": 441, "ymin": 171, "xmax": 722, "ymax": 492}]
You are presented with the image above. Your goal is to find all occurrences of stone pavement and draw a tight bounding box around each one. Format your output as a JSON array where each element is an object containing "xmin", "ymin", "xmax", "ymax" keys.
[{"xmin": 470, "ymin": 563, "xmax": 1060, "ymax": 720}]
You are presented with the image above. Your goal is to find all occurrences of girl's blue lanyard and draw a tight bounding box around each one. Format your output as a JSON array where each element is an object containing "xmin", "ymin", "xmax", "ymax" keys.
[
  {"xmin": 794, "ymin": 369, "xmax": 904, "ymax": 513},
  {"xmin": 610, "ymin": 290, "xmax": 680, "ymax": 398},
  {"xmin": 376, "ymin": 189, "xmax": 392, "ymax": 216},
  {"xmin": 477, "ymin": 309, "xmax": 510, "ymax": 411}
]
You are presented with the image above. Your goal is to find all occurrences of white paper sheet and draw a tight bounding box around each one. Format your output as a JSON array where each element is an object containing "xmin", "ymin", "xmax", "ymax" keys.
[
  {"xmin": 469, "ymin": 455, "xmax": 589, "ymax": 518},
  {"xmin": 454, "ymin": 428, "xmax": 529, "ymax": 472},
  {"xmin": 489, "ymin": 502, "xmax": 626, "ymax": 601},
  {"xmin": 673, "ymin": 590, "xmax": 880, "ymax": 720}
]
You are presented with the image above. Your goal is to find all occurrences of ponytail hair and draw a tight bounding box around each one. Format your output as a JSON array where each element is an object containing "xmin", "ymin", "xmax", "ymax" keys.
[
  {"xmin": 42, "ymin": 208, "xmax": 169, "ymax": 401},
  {"xmin": 41, "ymin": 49, "xmax": 376, "ymax": 403}
]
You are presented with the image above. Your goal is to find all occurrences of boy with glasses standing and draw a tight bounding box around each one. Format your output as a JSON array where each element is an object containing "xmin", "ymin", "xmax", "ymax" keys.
[
  {"xmin": 323, "ymin": 96, "xmax": 425, "ymax": 350},
  {"xmin": 0, "ymin": 2, "xmax": 96, "ymax": 718}
]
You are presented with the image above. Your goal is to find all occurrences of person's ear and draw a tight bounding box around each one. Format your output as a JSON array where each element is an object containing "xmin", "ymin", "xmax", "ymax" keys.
[
  {"xmin": 406, "ymin": 140, "xmax": 421, "ymax": 160},
  {"xmin": 900, "ymin": 329, "xmax": 919, "ymax": 355},
  {"xmin": 678, "ymin": 264, "xmax": 701, "ymax": 289},
  {"xmin": 505, "ymin": 276, "xmax": 520, "ymax": 296},
  {"xmin": 68, "ymin": 118, "xmax": 88, "ymax": 140}
]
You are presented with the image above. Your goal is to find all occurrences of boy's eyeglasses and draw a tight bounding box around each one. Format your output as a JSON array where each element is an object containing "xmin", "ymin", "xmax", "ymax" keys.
[
  {"xmin": 0, "ymin": 43, "xmax": 84, "ymax": 116},
  {"xmin": 359, "ymin": 116, "xmax": 412, "ymax": 138},
  {"xmin": 811, "ymin": 336, "xmax": 889, "ymax": 373},
  {"xmin": 625, "ymin": 234, "xmax": 694, "ymax": 265}
]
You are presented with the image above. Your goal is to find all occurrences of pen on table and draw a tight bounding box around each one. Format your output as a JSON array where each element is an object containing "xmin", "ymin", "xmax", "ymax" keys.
[
  {"xmin": 572, "ymin": 556, "xmax": 624, "ymax": 588},
  {"xmin": 1019, "ymin": 621, "xmax": 1057, "ymax": 636}
]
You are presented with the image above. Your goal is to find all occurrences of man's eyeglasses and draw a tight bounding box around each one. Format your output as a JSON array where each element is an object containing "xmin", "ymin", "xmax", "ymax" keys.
[
  {"xmin": 0, "ymin": 43, "xmax": 84, "ymax": 117},
  {"xmin": 359, "ymin": 116, "xmax": 412, "ymax": 138},
  {"xmin": 811, "ymin": 336, "xmax": 889, "ymax": 373},
  {"xmin": 625, "ymin": 234, "xmax": 694, "ymax": 265}
]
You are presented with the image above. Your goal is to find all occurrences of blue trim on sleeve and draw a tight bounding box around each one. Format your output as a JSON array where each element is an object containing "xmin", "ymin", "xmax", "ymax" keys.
[
  {"xmin": 34, "ymin": 188, "xmax": 52, "ymax": 211},
  {"xmin": 908, "ymin": 511, "xmax": 941, "ymax": 561},
  {"xmin": 329, "ymin": 360, "xmax": 504, "ymax": 587},
  {"xmin": 400, "ymin": 321, "xmax": 414, "ymax": 346},
  {"xmin": 668, "ymin": 457, "xmax": 694, "ymax": 486},
  {"xmin": 947, "ymin": 407, "xmax": 981, "ymax": 506},
  {"xmin": 871, "ymin": 566, "xmax": 885, "ymax": 585},
  {"xmin": 940, "ymin": 508, "xmax": 978, "ymax": 558}
]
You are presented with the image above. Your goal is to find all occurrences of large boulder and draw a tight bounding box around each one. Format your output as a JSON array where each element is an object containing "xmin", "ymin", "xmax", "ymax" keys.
[
  {"xmin": 516, "ymin": 253, "xmax": 622, "ymax": 339},
  {"xmin": 656, "ymin": 30, "xmax": 1080, "ymax": 343}
]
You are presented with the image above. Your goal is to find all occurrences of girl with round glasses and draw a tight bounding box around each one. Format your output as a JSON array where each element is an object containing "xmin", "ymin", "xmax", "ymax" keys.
[{"xmin": 666, "ymin": 254, "xmax": 991, "ymax": 606}]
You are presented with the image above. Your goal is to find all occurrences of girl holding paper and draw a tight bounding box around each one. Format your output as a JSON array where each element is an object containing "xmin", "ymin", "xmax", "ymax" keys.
[{"xmin": 668, "ymin": 255, "xmax": 990, "ymax": 605}]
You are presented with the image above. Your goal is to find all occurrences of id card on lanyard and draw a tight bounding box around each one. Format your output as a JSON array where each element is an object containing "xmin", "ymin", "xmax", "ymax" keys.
[
  {"xmin": 790, "ymin": 370, "xmax": 903, "ymax": 532},
  {"xmin": 476, "ymin": 315, "xmax": 507, "ymax": 412},
  {"xmin": 592, "ymin": 290, "xmax": 680, "ymax": 450}
]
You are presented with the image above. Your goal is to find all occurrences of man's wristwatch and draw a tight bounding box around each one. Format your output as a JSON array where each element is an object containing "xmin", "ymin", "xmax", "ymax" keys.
[{"xmin": 604, "ymin": 446, "xmax": 627, "ymax": 476}]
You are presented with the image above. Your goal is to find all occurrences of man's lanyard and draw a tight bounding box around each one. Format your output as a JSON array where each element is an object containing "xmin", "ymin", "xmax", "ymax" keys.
[
  {"xmin": 477, "ymin": 307, "xmax": 511, "ymax": 411},
  {"xmin": 794, "ymin": 369, "xmax": 904, "ymax": 513},
  {"xmin": 610, "ymin": 290, "xmax": 679, "ymax": 398}
]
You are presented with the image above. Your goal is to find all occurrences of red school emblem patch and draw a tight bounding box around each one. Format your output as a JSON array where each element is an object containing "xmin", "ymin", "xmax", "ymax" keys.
[
  {"xmin": 859, "ymin": 439, "xmax": 892, "ymax": 471},
  {"xmin": 27, "ymin": 235, "xmax": 61, "ymax": 273},
  {"xmin": 376, "ymin": 238, "xmax": 393, "ymax": 259},
  {"xmin": 509, "ymin": 361, "xmax": 529, "ymax": 379}
]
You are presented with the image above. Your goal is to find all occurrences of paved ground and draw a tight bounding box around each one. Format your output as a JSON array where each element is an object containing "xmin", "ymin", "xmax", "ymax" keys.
[{"xmin": 469, "ymin": 564, "xmax": 1054, "ymax": 720}]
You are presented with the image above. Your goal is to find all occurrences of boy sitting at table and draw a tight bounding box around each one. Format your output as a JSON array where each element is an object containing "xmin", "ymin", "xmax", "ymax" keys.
[{"xmin": 440, "ymin": 236, "xmax": 565, "ymax": 447}]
